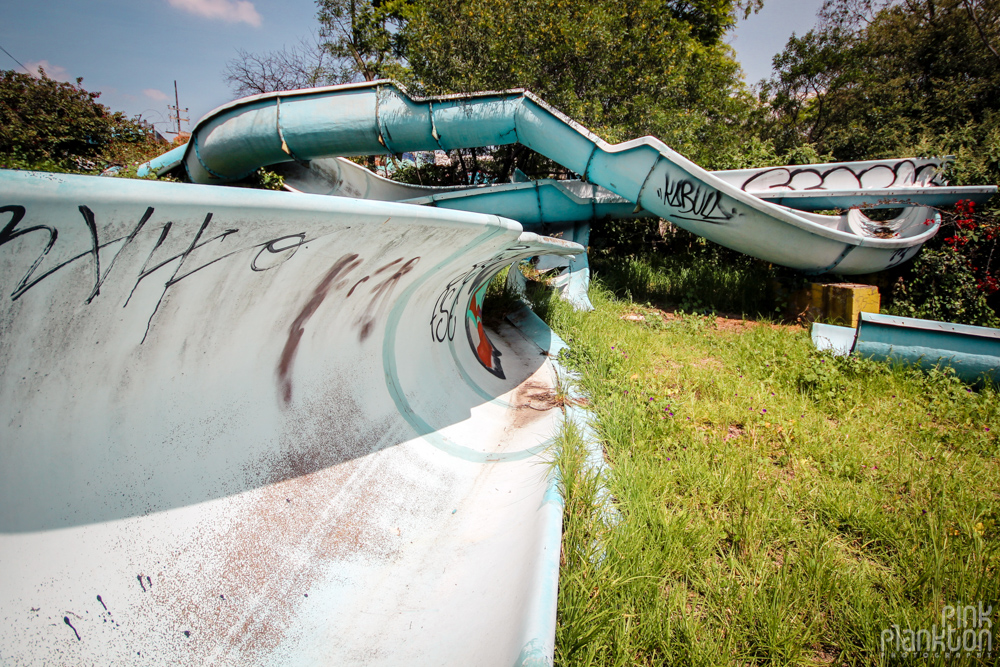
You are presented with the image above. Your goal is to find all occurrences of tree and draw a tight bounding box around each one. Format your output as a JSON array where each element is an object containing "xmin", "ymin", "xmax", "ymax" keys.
[
  {"xmin": 223, "ymin": 0, "xmax": 764, "ymax": 178},
  {"xmin": 222, "ymin": 1, "xmax": 408, "ymax": 96},
  {"xmin": 762, "ymin": 0, "xmax": 1000, "ymax": 176},
  {"xmin": 761, "ymin": 1, "xmax": 1000, "ymax": 324},
  {"xmin": 316, "ymin": 0, "xmax": 409, "ymax": 81},
  {"xmin": 0, "ymin": 69, "xmax": 164, "ymax": 172},
  {"xmin": 224, "ymin": 38, "xmax": 344, "ymax": 97},
  {"xmin": 394, "ymin": 0, "xmax": 763, "ymax": 179}
]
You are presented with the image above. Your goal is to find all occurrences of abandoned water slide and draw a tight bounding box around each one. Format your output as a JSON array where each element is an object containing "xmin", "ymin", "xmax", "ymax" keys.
[
  {"xmin": 0, "ymin": 170, "xmax": 580, "ymax": 665},
  {"xmin": 277, "ymin": 153, "xmax": 994, "ymax": 223},
  {"xmin": 4, "ymin": 80, "xmax": 996, "ymax": 665},
  {"xmin": 141, "ymin": 81, "xmax": 994, "ymax": 275}
]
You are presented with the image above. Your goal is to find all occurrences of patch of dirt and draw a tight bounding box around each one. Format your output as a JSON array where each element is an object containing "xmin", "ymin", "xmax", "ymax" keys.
[
  {"xmin": 514, "ymin": 380, "xmax": 562, "ymax": 410},
  {"xmin": 811, "ymin": 646, "xmax": 839, "ymax": 664},
  {"xmin": 628, "ymin": 305, "xmax": 805, "ymax": 333},
  {"xmin": 773, "ymin": 465, "xmax": 796, "ymax": 482},
  {"xmin": 652, "ymin": 359, "xmax": 682, "ymax": 372},
  {"xmin": 724, "ymin": 424, "xmax": 745, "ymax": 441}
]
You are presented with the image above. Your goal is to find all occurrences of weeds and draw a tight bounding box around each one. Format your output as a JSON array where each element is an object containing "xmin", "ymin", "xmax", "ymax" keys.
[
  {"xmin": 591, "ymin": 253, "xmax": 777, "ymax": 317},
  {"xmin": 544, "ymin": 274, "xmax": 1000, "ymax": 666}
]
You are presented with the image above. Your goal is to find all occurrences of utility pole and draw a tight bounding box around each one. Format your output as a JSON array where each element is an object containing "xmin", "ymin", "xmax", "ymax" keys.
[{"xmin": 167, "ymin": 80, "xmax": 189, "ymax": 136}]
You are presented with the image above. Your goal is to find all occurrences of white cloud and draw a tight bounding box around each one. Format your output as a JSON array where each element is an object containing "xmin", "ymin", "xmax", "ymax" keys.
[
  {"xmin": 144, "ymin": 89, "xmax": 169, "ymax": 101},
  {"xmin": 24, "ymin": 60, "xmax": 71, "ymax": 82},
  {"xmin": 167, "ymin": 0, "xmax": 262, "ymax": 27}
]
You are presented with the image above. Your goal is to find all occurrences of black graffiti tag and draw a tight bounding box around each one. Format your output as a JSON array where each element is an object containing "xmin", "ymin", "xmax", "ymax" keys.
[
  {"xmin": 1, "ymin": 205, "xmax": 157, "ymax": 303},
  {"xmin": 656, "ymin": 174, "xmax": 735, "ymax": 224},
  {"xmin": 251, "ymin": 234, "xmax": 307, "ymax": 271},
  {"xmin": 0, "ymin": 204, "xmax": 58, "ymax": 300},
  {"xmin": 0, "ymin": 203, "xmax": 323, "ymax": 342},
  {"xmin": 429, "ymin": 245, "xmax": 531, "ymax": 343},
  {"xmin": 740, "ymin": 159, "xmax": 941, "ymax": 192}
]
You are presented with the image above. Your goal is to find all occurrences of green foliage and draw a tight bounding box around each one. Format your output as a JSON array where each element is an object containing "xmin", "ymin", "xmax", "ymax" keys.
[
  {"xmin": 889, "ymin": 247, "xmax": 1000, "ymax": 326},
  {"xmin": 316, "ymin": 0, "xmax": 768, "ymax": 183},
  {"xmin": 588, "ymin": 244, "xmax": 778, "ymax": 317},
  {"xmin": 886, "ymin": 200, "xmax": 1000, "ymax": 326},
  {"xmin": 220, "ymin": 167, "xmax": 287, "ymax": 191},
  {"xmin": 1, "ymin": 69, "xmax": 111, "ymax": 168},
  {"xmin": 388, "ymin": 146, "xmax": 560, "ymax": 186},
  {"xmin": 480, "ymin": 265, "xmax": 524, "ymax": 326},
  {"xmin": 588, "ymin": 219, "xmax": 667, "ymax": 260},
  {"xmin": 762, "ymin": 0, "xmax": 1000, "ymax": 184},
  {"xmin": 233, "ymin": 1, "xmax": 776, "ymax": 183},
  {"xmin": 0, "ymin": 69, "xmax": 165, "ymax": 173},
  {"xmin": 249, "ymin": 167, "xmax": 286, "ymax": 191},
  {"xmin": 759, "ymin": 2, "xmax": 1000, "ymax": 324},
  {"xmin": 317, "ymin": 0, "xmax": 410, "ymax": 81},
  {"xmin": 399, "ymin": 0, "xmax": 758, "ymax": 170}
]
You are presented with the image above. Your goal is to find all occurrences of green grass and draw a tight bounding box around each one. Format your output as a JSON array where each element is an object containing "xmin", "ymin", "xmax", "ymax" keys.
[
  {"xmin": 533, "ymin": 260, "xmax": 1000, "ymax": 666},
  {"xmin": 589, "ymin": 251, "xmax": 778, "ymax": 317}
]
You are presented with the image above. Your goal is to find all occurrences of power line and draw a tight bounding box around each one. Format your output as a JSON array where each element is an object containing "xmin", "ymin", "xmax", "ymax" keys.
[{"xmin": 0, "ymin": 43, "xmax": 30, "ymax": 73}]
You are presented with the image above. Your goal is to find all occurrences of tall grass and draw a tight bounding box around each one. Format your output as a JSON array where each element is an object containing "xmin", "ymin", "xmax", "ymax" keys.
[
  {"xmin": 541, "ymin": 273, "xmax": 999, "ymax": 666},
  {"xmin": 591, "ymin": 253, "xmax": 778, "ymax": 317}
]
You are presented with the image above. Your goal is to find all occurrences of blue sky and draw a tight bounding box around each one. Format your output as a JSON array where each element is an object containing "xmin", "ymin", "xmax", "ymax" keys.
[
  {"xmin": 729, "ymin": 0, "xmax": 826, "ymax": 85},
  {"xmin": 1, "ymin": 0, "xmax": 823, "ymax": 136}
]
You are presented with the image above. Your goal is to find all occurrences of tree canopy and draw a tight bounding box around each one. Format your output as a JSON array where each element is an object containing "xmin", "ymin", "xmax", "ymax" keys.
[
  {"xmin": 757, "ymin": 0, "xmax": 1000, "ymax": 324},
  {"xmin": 761, "ymin": 0, "xmax": 1000, "ymax": 185},
  {"xmin": 400, "ymin": 0, "xmax": 752, "ymax": 150}
]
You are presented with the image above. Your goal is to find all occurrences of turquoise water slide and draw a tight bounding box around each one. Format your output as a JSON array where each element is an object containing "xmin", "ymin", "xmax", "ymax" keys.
[
  {"xmin": 813, "ymin": 313, "xmax": 1000, "ymax": 385},
  {"xmin": 142, "ymin": 81, "xmax": 996, "ymax": 275},
  {"xmin": 0, "ymin": 168, "xmax": 582, "ymax": 665},
  {"xmin": 4, "ymin": 81, "xmax": 993, "ymax": 664}
]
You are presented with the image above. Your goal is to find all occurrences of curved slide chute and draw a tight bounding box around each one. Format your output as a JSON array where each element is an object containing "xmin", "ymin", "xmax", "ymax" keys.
[
  {"xmin": 141, "ymin": 81, "xmax": 995, "ymax": 274},
  {"xmin": 719, "ymin": 157, "xmax": 996, "ymax": 210},
  {"xmin": 0, "ymin": 169, "xmax": 580, "ymax": 664},
  {"xmin": 277, "ymin": 157, "xmax": 645, "ymax": 227},
  {"xmin": 277, "ymin": 153, "xmax": 994, "ymax": 220}
]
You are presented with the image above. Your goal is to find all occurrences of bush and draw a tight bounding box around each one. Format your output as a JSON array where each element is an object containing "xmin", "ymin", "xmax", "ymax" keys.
[
  {"xmin": 888, "ymin": 200, "xmax": 1000, "ymax": 327},
  {"xmin": 0, "ymin": 68, "xmax": 164, "ymax": 173}
]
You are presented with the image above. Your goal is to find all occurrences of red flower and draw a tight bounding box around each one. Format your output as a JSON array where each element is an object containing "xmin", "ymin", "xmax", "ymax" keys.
[
  {"xmin": 977, "ymin": 275, "xmax": 999, "ymax": 295},
  {"xmin": 955, "ymin": 199, "xmax": 975, "ymax": 216}
]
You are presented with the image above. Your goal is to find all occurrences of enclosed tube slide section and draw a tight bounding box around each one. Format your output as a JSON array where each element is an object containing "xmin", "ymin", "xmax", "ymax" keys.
[
  {"xmin": 142, "ymin": 80, "xmax": 954, "ymax": 274},
  {"xmin": 0, "ymin": 169, "xmax": 581, "ymax": 665}
]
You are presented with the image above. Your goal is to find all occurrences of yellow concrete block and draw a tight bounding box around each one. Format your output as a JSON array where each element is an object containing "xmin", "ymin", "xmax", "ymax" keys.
[
  {"xmin": 821, "ymin": 283, "xmax": 880, "ymax": 327},
  {"xmin": 777, "ymin": 281, "xmax": 880, "ymax": 326}
]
